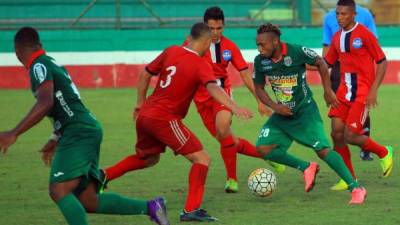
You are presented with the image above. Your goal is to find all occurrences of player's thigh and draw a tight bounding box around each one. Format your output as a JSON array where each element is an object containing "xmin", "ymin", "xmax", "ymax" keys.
[
  {"xmin": 328, "ymin": 101, "xmax": 350, "ymax": 124},
  {"xmin": 50, "ymin": 125, "xmax": 103, "ymax": 190},
  {"xmin": 345, "ymin": 102, "xmax": 369, "ymax": 135},
  {"xmin": 256, "ymin": 118, "xmax": 292, "ymax": 152}
]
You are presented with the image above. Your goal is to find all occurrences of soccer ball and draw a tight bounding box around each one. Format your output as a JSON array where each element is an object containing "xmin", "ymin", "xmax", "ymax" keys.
[{"xmin": 247, "ymin": 168, "xmax": 277, "ymax": 197}]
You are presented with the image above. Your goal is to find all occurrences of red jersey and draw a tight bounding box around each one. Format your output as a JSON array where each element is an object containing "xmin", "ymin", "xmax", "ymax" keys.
[
  {"xmin": 139, "ymin": 45, "xmax": 216, "ymax": 120},
  {"xmin": 325, "ymin": 23, "xmax": 386, "ymax": 103},
  {"xmin": 184, "ymin": 36, "xmax": 248, "ymax": 102}
]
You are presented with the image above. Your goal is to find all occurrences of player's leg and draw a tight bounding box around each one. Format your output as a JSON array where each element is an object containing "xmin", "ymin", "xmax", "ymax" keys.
[
  {"xmin": 77, "ymin": 179, "xmax": 169, "ymax": 225},
  {"xmin": 49, "ymin": 178, "xmax": 89, "ymax": 225},
  {"xmin": 256, "ymin": 119, "xmax": 316, "ymax": 192},
  {"xmin": 343, "ymin": 102, "xmax": 393, "ymax": 177},
  {"xmin": 360, "ymin": 115, "xmax": 373, "ymax": 160},
  {"xmin": 101, "ymin": 115, "xmax": 165, "ymax": 184}
]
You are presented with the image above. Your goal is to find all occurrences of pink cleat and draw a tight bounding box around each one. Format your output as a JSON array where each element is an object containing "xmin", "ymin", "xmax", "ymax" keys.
[
  {"xmin": 349, "ymin": 187, "xmax": 367, "ymax": 205},
  {"xmin": 303, "ymin": 162, "xmax": 320, "ymax": 192}
]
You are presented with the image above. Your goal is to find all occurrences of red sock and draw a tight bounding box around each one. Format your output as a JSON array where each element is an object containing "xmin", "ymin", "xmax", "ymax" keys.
[
  {"xmin": 237, "ymin": 138, "xmax": 261, "ymax": 158},
  {"xmin": 362, "ymin": 137, "xmax": 388, "ymax": 158},
  {"xmin": 104, "ymin": 154, "xmax": 146, "ymax": 181},
  {"xmin": 219, "ymin": 135, "xmax": 237, "ymax": 181},
  {"xmin": 184, "ymin": 163, "xmax": 208, "ymax": 212},
  {"xmin": 334, "ymin": 145, "xmax": 356, "ymax": 178}
]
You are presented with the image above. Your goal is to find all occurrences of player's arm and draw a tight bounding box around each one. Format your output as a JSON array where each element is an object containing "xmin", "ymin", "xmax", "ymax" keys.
[
  {"xmin": 0, "ymin": 81, "xmax": 54, "ymax": 154},
  {"xmin": 39, "ymin": 130, "xmax": 60, "ymax": 166},
  {"xmin": 254, "ymin": 83, "xmax": 292, "ymax": 116},
  {"xmin": 313, "ymin": 56, "xmax": 338, "ymax": 108},
  {"xmin": 367, "ymin": 59, "xmax": 387, "ymax": 109},
  {"xmin": 206, "ymin": 82, "xmax": 253, "ymax": 120},
  {"xmin": 134, "ymin": 70, "xmax": 153, "ymax": 119},
  {"xmin": 239, "ymin": 69, "xmax": 272, "ymax": 116}
]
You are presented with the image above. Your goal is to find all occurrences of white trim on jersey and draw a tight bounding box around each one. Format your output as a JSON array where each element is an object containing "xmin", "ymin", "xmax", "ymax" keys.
[
  {"xmin": 183, "ymin": 46, "xmax": 199, "ymax": 56},
  {"xmin": 344, "ymin": 73, "xmax": 353, "ymax": 101},
  {"xmin": 210, "ymin": 43, "xmax": 217, "ymax": 63},
  {"xmin": 340, "ymin": 22, "xmax": 359, "ymax": 53}
]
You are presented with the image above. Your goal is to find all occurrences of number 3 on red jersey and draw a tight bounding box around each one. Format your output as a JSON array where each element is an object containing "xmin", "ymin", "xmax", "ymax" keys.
[{"xmin": 160, "ymin": 66, "xmax": 176, "ymax": 88}]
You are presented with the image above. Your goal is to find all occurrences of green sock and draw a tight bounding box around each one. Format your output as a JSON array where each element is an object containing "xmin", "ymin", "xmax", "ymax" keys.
[
  {"xmin": 322, "ymin": 150, "xmax": 359, "ymax": 191},
  {"xmin": 56, "ymin": 193, "xmax": 88, "ymax": 225},
  {"xmin": 96, "ymin": 192, "xmax": 148, "ymax": 215},
  {"xmin": 264, "ymin": 148, "xmax": 310, "ymax": 172}
]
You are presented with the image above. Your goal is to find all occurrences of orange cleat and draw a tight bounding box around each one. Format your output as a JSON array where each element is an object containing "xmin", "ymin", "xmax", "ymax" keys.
[{"xmin": 303, "ymin": 162, "xmax": 320, "ymax": 192}]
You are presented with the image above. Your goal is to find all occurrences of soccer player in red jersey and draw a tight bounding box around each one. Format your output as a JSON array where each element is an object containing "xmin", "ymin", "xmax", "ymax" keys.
[
  {"xmin": 101, "ymin": 23, "xmax": 252, "ymax": 222},
  {"xmin": 324, "ymin": 0, "xmax": 394, "ymax": 190},
  {"xmin": 185, "ymin": 6, "xmax": 284, "ymax": 193}
]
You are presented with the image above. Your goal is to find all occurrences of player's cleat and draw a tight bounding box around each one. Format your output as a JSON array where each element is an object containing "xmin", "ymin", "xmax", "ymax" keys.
[
  {"xmin": 349, "ymin": 186, "xmax": 367, "ymax": 204},
  {"xmin": 267, "ymin": 160, "xmax": 286, "ymax": 173},
  {"xmin": 380, "ymin": 146, "xmax": 394, "ymax": 177},
  {"xmin": 148, "ymin": 197, "xmax": 170, "ymax": 225},
  {"xmin": 99, "ymin": 169, "xmax": 109, "ymax": 194},
  {"xmin": 224, "ymin": 178, "xmax": 239, "ymax": 193},
  {"xmin": 303, "ymin": 162, "xmax": 319, "ymax": 192},
  {"xmin": 360, "ymin": 150, "xmax": 373, "ymax": 161},
  {"xmin": 180, "ymin": 208, "xmax": 217, "ymax": 222},
  {"xmin": 330, "ymin": 179, "xmax": 349, "ymax": 191}
]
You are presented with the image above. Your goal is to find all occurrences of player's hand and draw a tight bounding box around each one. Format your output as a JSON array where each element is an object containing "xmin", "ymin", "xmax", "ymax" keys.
[
  {"xmin": 39, "ymin": 139, "xmax": 57, "ymax": 166},
  {"xmin": 273, "ymin": 104, "xmax": 293, "ymax": 117},
  {"xmin": 257, "ymin": 102, "xmax": 273, "ymax": 117},
  {"xmin": 232, "ymin": 107, "xmax": 253, "ymax": 120},
  {"xmin": 132, "ymin": 106, "xmax": 141, "ymax": 121},
  {"xmin": 0, "ymin": 131, "xmax": 17, "ymax": 154},
  {"xmin": 366, "ymin": 90, "xmax": 378, "ymax": 109},
  {"xmin": 324, "ymin": 90, "xmax": 339, "ymax": 108}
]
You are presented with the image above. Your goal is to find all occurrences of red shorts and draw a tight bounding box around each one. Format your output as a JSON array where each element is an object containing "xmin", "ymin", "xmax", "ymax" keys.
[
  {"xmin": 135, "ymin": 115, "xmax": 203, "ymax": 158},
  {"xmin": 194, "ymin": 92, "xmax": 232, "ymax": 137},
  {"xmin": 328, "ymin": 101, "xmax": 369, "ymax": 134}
]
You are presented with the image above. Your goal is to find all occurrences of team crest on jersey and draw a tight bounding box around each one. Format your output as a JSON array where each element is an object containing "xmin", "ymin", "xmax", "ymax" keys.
[
  {"xmin": 284, "ymin": 56, "xmax": 292, "ymax": 66},
  {"xmin": 352, "ymin": 38, "xmax": 363, "ymax": 49},
  {"xmin": 302, "ymin": 47, "xmax": 318, "ymax": 58},
  {"xmin": 222, "ymin": 50, "xmax": 232, "ymax": 61},
  {"xmin": 33, "ymin": 63, "xmax": 47, "ymax": 84}
]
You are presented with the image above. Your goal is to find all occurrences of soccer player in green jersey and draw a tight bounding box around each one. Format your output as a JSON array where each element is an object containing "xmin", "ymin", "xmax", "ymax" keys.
[
  {"xmin": 0, "ymin": 27, "xmax": 169, "ymax": 225},
  {"xmin": 252, "ymin": 23, "xmax": 366, "ymax": 204}
]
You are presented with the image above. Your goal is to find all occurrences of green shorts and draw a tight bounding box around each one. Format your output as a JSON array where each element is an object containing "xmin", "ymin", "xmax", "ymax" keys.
[
  {"xmin": 49, "ymin": 121, "xmax": 103, "ymax": 192},
  {"xmin": 256, "ymin": 99, "xmax": 330, "ymax": 152}
]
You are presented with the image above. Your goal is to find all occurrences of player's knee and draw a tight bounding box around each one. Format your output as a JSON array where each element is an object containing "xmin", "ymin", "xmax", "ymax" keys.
[
  {"xmin": 215, "ymin": 128, "xmax": 231, "ymax": 141},
  {"xmin": 195, "ymin": 150, "xmax": 211, "ymax": 166},
  {"xmin": 256, "ymin": 145, "xmax": 276, "ymax": 158},
  {"xmin": 331, "ymin": 130, "xmax": 344, "ymax": 143},
  {"xmin": 316, "ymin": 148, "xmax": 329, "ymax": 159},
  {"xmin": 344, "ymin": 131, "xmax": 359, "ymax": 145},
  {"xmin": 80, "ymin": 199, "xmax": 98, "ymax": 213},
  {"xmin": 49, "ymin": 185, "xmax": 68, "ymax": 202},
  {"xmin": 145, "ymin": 155, "xmax": 160, "ymax": 167}
]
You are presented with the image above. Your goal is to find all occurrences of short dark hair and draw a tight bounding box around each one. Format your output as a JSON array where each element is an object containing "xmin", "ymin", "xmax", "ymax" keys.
[
  {"xmin": 203, "ymin": 6, "xmax": 224, "ymax": 23},
  {"xmin": 257, "ymin": 23, "xmax": 281, "ymax": 37},
  {"xmin": 337, "ymin": 0, "xmax": 356, "ymax": 8},
  {"xmin": 14, "ymin": 26, "xmax": 41, "ymax": 48},
  {"xmin": 190, "ymin": 22, "xmax": 211, "ymax": 40}
]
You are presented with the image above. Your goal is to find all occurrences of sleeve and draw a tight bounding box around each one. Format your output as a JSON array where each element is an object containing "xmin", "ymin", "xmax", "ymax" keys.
[
  {"xmin": 30, "ymin": 62, "xmax": 53, "ymax": 90},
  {"xmin": 197, "ymin": 60, "xmax": 217, "ymax": 85},
  {"xmin": 298, "ymin": 46, "xmax": 318, "ymax": 65},
  {"xmin": 324, "ymin": 39, "xmax": 339, "ymax": 66},
  {"xmin": 230, "ymin": 43, "xmax": 249, "ymax": 72},
  {"xmin": 365, "ymin": 32, "xmax": 386, "ymax": 63},
  {"xmin": 322, "ymin": 14, "xmax": 333, "ymax": 46},
  {"xmin": 145, "ymin": 49, "xmax": 167, "ymax": 76},
  {"xmin": 252, "ymin": 56, "xmax": 266, "ymax": 85}
]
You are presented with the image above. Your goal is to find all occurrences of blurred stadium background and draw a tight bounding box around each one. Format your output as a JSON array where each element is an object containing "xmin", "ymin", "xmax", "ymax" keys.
[{"xmin": 0, "ymin": 0, "xmax": 399, "ymax": 89}]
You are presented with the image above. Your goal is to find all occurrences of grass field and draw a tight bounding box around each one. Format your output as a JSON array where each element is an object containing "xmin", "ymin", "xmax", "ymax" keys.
[{"xmin": 0, "ymin": 86, "xmax": 399, "ymax": 225}]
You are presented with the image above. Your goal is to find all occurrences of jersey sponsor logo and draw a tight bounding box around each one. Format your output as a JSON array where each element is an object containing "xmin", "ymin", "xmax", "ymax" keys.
[
  {"xmin": 222, "ymin": 50, "xmax": 232, "ymax": 61},
  {"xmin": 302, "ymin": 47, "xmax": 318, "ymax": 58},
  {"xmin": 55, "ymin": 90, "xmax": 74, "ymax": 117},
  {"xmin": 261, "ymin": 59, "xmax": 271, "ymax": 65},
  {"xmin": 352, "ymin": 38, "xmax": 363, "ymax": 49},
  {"xmin": 33, "ymin": 63, "xmax": 47, "ymax": 84},
  {"xmin": 284, "ymin": 56, "xmax": 292, "ymax": 66},
  {"xmin": 53, "ymin": 172, "xmax": 64, "ymax": 177}
]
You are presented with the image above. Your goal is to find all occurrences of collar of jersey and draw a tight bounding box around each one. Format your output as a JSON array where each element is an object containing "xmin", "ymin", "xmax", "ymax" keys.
[
  {"xmin": 342, "ymin": 22, "xmax": 359, "ymax": 34},
  {"xmin": 271, "ymin": 42, "xmax": 287, "ymax": 63},
  {"xmin": 183, "ymin": 46, "xmax": 199, "ymax": 56},
  {"xmin": 27, "ymin": 49, "xmax": 46, "ymax": 69}
]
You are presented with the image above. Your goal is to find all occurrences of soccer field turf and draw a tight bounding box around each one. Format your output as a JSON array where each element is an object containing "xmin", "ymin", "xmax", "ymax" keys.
[{"xmin": 0, "ymin": 86, "xmax": 399, "ymax": 225}]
